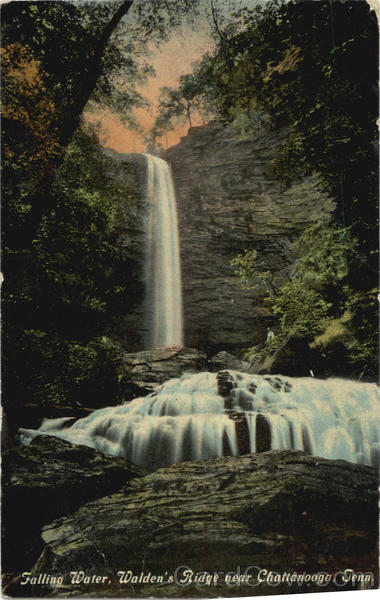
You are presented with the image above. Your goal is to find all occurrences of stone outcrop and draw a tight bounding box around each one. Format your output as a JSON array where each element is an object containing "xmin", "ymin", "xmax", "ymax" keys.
[
  {"xmin": 209, "ymin": 350, "xmax": 254, "ymax": 373},
  {"xmin": 122, "ymin": 346, "xmax": 208, "ymax": 395},
  {"xmin": 122, "ymin": 347, "xmax": 257, "ymax": 397},
  {"xmin": 21, "ymin": 450, "xmax": 378, "ymax": 597},
  {"xmin": 2, "ymin": 436, "xmax": 144, "ymax": 572},
  {"xmin": 165, "ymin": 120, "xmax": 335, "ymax": 354}
]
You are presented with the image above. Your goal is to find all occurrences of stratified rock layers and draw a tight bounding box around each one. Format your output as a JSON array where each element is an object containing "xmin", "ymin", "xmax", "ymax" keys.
[
  {"xmin": 165, "ymin": 121, "xmax": 335, "ymax": 353},
  {"xmin": 24, "ymin": 450, "xmax": 378, "ymax": 597}
]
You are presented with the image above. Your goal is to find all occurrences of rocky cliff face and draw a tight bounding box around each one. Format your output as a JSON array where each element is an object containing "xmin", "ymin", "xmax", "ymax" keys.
[
  {"xmin": 165, "ymin": 120, "xmax": 335, "ymax": 354},
  {"xmin": 122, "ymin": 346, "xmax": 208, "ymax": 396},
  {"xmin": 11, "ymin": 448, "xmax": 378, "ymax": 598}
]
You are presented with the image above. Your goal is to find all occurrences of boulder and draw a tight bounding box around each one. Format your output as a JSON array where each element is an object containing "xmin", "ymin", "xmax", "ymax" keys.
[
  {"xmin": 24, "ymin": 450, "xmax": 378, "ymax": 597},
  {"xmin": 209, "ymin": 350, "xmax": 254, "ymax": 373},
  {"xmin": 122, "ymin": 346, "xmax": 207, "ymax": 396},
  {"xmin": 2, "ymin": 435, "xmax": 144, "ymax": 573}
]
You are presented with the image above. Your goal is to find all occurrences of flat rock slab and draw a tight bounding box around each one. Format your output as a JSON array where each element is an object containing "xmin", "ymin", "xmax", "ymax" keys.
[
  {"xmin": 25, "ymin": 450, "xmax": 378, "ymax": 597},
  {"xmin": 122, "ymin": 346, "xmax": 207, "ymax": 395},
  {"xmin": 2, "ymin": 435, "xmax": 145, "ymax": 572}
]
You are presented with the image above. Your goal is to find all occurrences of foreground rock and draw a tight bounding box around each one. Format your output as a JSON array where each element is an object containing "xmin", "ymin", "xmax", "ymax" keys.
[
  {"xmin": 2, "ymin": 436, "xmax": 144, "ymax": 573},
  {"xmin": 122, "ymin": 346, "xmax": 207, "ymax": 395},
  {"xmin": 24, "ymin": 450, "xmax": 378, "ymax": 597}
]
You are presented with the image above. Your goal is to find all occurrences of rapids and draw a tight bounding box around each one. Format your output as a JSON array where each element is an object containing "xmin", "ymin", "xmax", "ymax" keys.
[{"xmin": 20, "ymin": 371, "xmax": 380, "ymax": 471}]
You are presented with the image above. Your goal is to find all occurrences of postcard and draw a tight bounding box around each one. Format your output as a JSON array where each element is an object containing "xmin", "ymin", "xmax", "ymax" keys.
[{"xmin": 2, "ymin": 0, "xmax": 379, "ymax": 598}]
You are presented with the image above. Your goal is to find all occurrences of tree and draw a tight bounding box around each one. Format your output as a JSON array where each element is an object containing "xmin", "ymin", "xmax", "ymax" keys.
[
  {"xmin": 2, "ymin": 0, "xmax": 200, "ymax": 248},
  {"xmin": 229, "ymin": 249, "xmax": 280, "ymax": 297},
  {"xmin": 2, "ymin": 1, "xmax": 135, "ymax": 248},
  {"xmin": 231, "ymin": 220, "xmax": 378, "ymax": 376},
  {"xmin": 1, "ymin": 44, "xmax": 61, "ymax": 179},
  {"xmin": 150, "ymin": 63, "xmax": 215, "ymax": 145},
  {"xmin": 189, "ymin": 0, "xmax": 378, "ymax": 375},
  {"xmin": 147, "ymin": 113, "xmax": 175, "ymax": 151},
  {"xmin": 272, "ymin": 279, "xmax": 330, "ymax": 340}
]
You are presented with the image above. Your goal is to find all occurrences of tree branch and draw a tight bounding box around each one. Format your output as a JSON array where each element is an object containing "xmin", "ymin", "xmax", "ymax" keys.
[{"xmin": 9, "ymin": 1, "xmax": 135, "ymax": 249}]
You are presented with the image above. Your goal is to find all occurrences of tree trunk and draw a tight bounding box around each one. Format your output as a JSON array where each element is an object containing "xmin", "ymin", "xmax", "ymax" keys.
[
  {"xmin": 7, "ymin": 1, "xmax": 134, "ymax": 250},
  {"xmin": 186, "ymin": 104, "xmax": 193, "ymax": 128},
  {"xmin": 60, "ymin": 0, "xmax": 134, "ymax": 147}
]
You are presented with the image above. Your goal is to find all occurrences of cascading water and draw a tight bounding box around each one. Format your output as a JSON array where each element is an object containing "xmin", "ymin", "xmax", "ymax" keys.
[
  {"xmin": 20, "ymin": 372, "xmax": 380, "ymax": 471},
  {"xmin": 144, "ymin": 154, "xmax": 183, "ymax": 348},
  {"xmin": 19, "ymin": 158, "xmax": 379, "ymax": 472}
]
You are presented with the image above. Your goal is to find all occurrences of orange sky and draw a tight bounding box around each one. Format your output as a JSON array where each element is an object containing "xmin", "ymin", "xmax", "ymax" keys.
[{"xmin": 86, "ymin": 29, "xmax": 213, "ymax": 154}]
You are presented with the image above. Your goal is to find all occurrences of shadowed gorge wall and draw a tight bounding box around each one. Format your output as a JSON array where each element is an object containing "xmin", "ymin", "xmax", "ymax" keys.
[
  {"xmin": 165, "ymin": 120, "xmax": 335, "ymax": 354},
  {"xmin": 103, "ymin": 150, "xmax": 148, "ymax": 350}
]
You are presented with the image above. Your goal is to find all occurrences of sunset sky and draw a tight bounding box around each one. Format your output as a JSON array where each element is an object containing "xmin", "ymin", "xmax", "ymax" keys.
[
  {"xmin": 86, "ymin": 16, "xmax": 215, "ymax": 153},
  {"xmin": 83, "ymin": 0, "xmax": 261, "ymax": 153}
]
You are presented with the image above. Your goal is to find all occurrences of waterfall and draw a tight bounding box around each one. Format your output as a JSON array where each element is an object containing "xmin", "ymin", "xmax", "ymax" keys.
[
  {"xmin": 20, "ymin": 372, "xmax": 380, "ymax": 471},
  {"xmin": 144, "ymin": 154, "xmax": 183, "ymax": 348}
]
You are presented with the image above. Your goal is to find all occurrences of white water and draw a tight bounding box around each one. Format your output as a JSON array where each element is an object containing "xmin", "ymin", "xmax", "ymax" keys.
[
  {"xmin": 144, "ymin": 154, "xmax": 183, "ymax": 348},
  {"xmin": 20, "ymin": 372, "xmax": 380, "ymax": 471}
]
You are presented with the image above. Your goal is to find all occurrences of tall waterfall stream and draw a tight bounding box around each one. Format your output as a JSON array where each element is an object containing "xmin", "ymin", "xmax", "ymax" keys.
[
  {"xmin": 21, "ymin": 371, "xmax": 379, "ymax": 471},
  {"xmin": 144, "ymin": 154, "xmax": 183, "ymax": 348}
]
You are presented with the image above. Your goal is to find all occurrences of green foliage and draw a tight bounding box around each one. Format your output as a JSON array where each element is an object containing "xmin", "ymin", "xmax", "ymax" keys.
[
  {"xmin": 2, "ymin": 0, "xmax": 208, "ymax": 416},
  {"xmin": 231, "ymin": 247, "xmax": 331, "ymax": 344},
  {"xmin": 227, "ymin": 2, "xmax": 375, "ymax": 182},
  {"xmin": 2, "ymin": 1, "xmax": 143, "ymax": 251},
  {"xmin": 214, "ymin": 1, "xmax": 378, "ymax": 376},
  {"xmin": 1, "ymin": 1, "xmax": 150, "ymax": 129},
  {"xmin": 131, "ymin": 0, "xmax": 200, "ymax": 44},
  {"xmin": 294, "ymin": 222, "xmax": 357, "ymax": 290},
  {"xmin": 241, "ymin": 344, "xmax": 268, "ymax": 366},
  {"xmin": 272, "ymin": 279, "xmax": 330, "ymax": 340},
  {"xmin": 344, "ymin": 289, "xmax": 379, "ymax": 378},
  {"xmin": 4, "ymin": 330, "xmax": 127, "ymax": 408},
  {"xmin": 3, "ymin": 125, "xmax": 141, "ymax": 409},
  {"xmin": 229, "ymin": 249, "xmax": 278, "ymax": 296},
  {"xmin": 310, "ymin": 288, "xmax": 379, "ymax": 379},
  {"xmin": 230, "ymin": 220, "xmax": 355, "ymax": 322},
  {"xmin": 187, "ymin": 0, "xmax": 378, "ymax": 286},
  {"xmin": 231, "ymin": 220, "xmax": 377, "ymax": 375}
]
